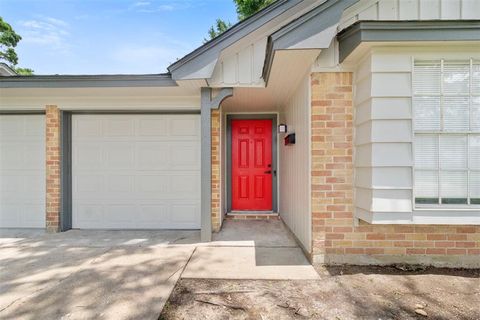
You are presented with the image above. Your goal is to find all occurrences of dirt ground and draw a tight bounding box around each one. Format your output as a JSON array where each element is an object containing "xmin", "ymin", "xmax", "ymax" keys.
[{"xmin": 160, "ymin": 265, "xmax": 480, "ymax": 320}]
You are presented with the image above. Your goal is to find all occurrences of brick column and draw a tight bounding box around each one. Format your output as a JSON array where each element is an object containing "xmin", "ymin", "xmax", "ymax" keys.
[
  {"xmin": 310, "ymin": 73, "xmax": 354, "ymax": 262},
  {"xmin": 46, "ymin": 105, "xmax": 61, "ymax": 232},
  {"xmin": 211, "ymin": 109, "xmax": 221, "ymax": 232}
]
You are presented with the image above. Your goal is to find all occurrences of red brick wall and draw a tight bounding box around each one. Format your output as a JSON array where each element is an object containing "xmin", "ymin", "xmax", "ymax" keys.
[
  {"xmin": 310, "ymin": 72, "xmax": 479, "ymax": 267},
  {"xmin": 211, "ymin": 109, "xmax": 221, "ymax": 232},
  {"xmin": 45, "ymin": 105, "xmax": 61, "ymax": 232}
]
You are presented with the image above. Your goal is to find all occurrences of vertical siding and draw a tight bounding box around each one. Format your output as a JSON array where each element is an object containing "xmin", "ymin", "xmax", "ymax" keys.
[
  {"xmin": 339, "ymin": 0, "xmax": 480, "ymax": 31},
  {"xmin": 209, "ymin": 38, "xmax": 267, "ymax": 87},
  {"xmin": 279, "ymin": 75, "xmax": 311, "ymax": 252}
]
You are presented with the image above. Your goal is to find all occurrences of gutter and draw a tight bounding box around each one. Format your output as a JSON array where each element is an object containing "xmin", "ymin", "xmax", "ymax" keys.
[{"xmin": 0, "ymin": 74, "xmax": 177, "ymax": 88}]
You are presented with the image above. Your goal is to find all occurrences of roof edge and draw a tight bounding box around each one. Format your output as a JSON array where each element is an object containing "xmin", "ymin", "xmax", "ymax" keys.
[
  {"xmin": 262, "ymin": 0, "xmax": 357, "ymax": 83},
  {"xmin": 338, "ymin": 20, "xmax": 480, "ymax": 62},
  {"xmin": 167, "ymin": 0, "xmax": 292, "ymax": 73},
  {"xmin": 167, "ymin": 0, "xmax": 310, "ymax": 80},
  {"xmin": 0, "ymin": 73, "xmax": 177, "ymax": 88},
  {"xmin": 0, "ymin": 63, "xmax": 17, "ymax": 76}
]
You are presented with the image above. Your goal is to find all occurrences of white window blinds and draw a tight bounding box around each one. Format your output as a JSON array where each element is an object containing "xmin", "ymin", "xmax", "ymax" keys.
[{"xmin": 413, "ymin": 59, "xmax": 480, "ymax": 206}]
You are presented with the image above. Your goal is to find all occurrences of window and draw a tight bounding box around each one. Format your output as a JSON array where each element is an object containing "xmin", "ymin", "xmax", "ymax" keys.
[{"xmin": 413, "ymin": 59, "xmax": 480, "ymax": 206}]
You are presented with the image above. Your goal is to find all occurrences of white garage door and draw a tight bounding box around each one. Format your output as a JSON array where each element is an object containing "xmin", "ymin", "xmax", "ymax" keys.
[
  {"xmin": 0, "ymin": 115, "xmax": 46, "ymax": 228},
  {"xmin": 72, "ymin": 114, "xmax": 201, "ymax": 229}
]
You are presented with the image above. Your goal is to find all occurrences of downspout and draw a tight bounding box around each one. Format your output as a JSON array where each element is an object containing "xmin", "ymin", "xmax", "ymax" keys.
[{"xmin": 201, "ymin": 87, "xmax": 233, "ymax": 242}]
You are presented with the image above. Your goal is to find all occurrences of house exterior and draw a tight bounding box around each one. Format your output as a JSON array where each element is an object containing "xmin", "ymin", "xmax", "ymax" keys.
[{"xmin": 1, "ymin": 0, "xmax": 479, "ymax": 268}]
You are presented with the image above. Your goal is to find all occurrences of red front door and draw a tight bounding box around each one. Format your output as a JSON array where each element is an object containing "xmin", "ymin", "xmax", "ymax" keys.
[{"xmin": 231, "ymin": 119, "xmax": 273, "ymax": 211}]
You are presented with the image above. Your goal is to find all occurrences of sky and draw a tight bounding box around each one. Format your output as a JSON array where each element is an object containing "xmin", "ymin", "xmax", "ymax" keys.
[{"xmin": 0, "ymin": 0, "xmax": 238, "ymax": 74}]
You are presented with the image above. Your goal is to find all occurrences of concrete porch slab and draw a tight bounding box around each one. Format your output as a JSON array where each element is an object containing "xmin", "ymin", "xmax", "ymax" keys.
[
  {"xmin": 182, "ymin": 220, "xmax": 319, "ymax": 280},
  {"xmin": 182, "ymin": 246, "xmax": 320, "ymax": 280},
  {"xmin": 210, "ymin": 219, "xmax": 299, "ymax": 247}
]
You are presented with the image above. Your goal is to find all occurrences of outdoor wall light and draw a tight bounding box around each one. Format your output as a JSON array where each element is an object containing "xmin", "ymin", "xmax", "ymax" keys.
[{"xmin": 278, "ymin": 123, "xmax": 287, "ymax": 133}]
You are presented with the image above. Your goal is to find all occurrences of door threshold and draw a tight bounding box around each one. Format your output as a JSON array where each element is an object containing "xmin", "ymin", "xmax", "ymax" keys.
[
  {"xmin": 226, "ymin": 211, "xmax": 280, "ymax": 221},
  {"xmin": 228, "ymin": 211, "xmax": 276, "ymax": 215}
]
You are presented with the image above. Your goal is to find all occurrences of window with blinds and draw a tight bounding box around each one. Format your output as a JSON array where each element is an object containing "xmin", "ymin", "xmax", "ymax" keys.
[{"xmin": 413, "ymin": 59, "xmax": 480, "ymax": 206}]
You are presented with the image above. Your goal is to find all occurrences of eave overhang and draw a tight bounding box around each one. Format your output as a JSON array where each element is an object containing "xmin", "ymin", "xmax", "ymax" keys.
[
  {"xmin": 167, "ymin": 0, "xmax": 304, "ymax": 81},
  {"xmin": 0, "ymin": 63, "xmax": 17, "ymax": 76},
  {"xmin": 0, "ymin": 74, "xmax": 177, "ymax": 88},
  {"xmin": 262, "ymin": 0, "xmax": 358, "ymax": 83},
  {"xmin": 338, "ymin": 20, "xmax": 480, "ymax": 62}
]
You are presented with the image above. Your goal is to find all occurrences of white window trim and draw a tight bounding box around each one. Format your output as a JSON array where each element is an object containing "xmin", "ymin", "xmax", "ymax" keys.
[{"xmin": 412, "ymin": 58, "xmax": 480, "ymax": 211}]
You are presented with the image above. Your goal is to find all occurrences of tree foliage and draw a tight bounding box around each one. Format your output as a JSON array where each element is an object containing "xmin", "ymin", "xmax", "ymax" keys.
[
  {"xmin": 205, "ymin": 19, "xmax": 232, "ymax": 43},
  {"xmin": 234, "ymin": 0, "xmax": 275, "ymax": 21},
  {"xmin": 15, "ymin": 67, "xmax": 34, "ymax": 75},
  {"xmin": 205, "ymin": 0, "xmax": 275, "ymax": 41},
  {"xmin": 0, "ymin": 16, "xmax": 33, "ymax": 74}
]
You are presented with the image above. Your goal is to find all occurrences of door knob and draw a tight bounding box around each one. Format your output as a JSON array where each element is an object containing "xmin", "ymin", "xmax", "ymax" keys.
[{"xmin": 264, "ymin": 170, "xmax": 272, "ymax": 174}]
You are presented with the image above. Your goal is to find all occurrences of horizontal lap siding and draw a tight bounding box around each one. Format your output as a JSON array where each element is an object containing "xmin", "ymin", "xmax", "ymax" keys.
[{"xmin": 354, "ymin": 54, "xmax": 413, "ymax": 215}]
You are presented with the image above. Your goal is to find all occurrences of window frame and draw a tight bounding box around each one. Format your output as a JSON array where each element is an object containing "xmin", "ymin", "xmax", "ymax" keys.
[{"xmin": 412, "ymin": 58, "xmax": 480, "ymax": 210}]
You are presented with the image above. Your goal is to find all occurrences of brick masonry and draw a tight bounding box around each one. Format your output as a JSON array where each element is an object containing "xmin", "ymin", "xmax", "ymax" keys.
[
  {"xmin": 211, "ymin": 109, "xmax": 221, "ymax": 232},
  {"xmin": 310, "ymin": 72, "xmax": 480, "ymax": 267},
  {"xmin": 45, "ymin": 105, "xmax": 61, "ymax": 233}
]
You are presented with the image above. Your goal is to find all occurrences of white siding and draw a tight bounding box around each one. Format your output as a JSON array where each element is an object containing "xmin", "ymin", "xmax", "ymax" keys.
[
  {"xmin": 279, "ymin": 75, "xmax": 311, "ymax": 251},
  {"xmin": 354, "ymin": 52, "xmax": 413, "ymax": 217},
  {"xmin": 209, "ymin": 38, "xmax": 267, "ymax": 87},
  {"xmin": 339, "ymin": 0, "xmax": 480, "ymax": 31},
  {"xmin": 354, "ymin": 47, "xmax": 480, "ymax": 224}
]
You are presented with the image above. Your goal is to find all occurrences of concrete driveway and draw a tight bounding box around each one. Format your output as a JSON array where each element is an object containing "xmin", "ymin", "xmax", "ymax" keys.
[
  {"xmin": 0, "ymin": 229, "xmax": 199, "ymax": 320},
  {"xmin": 0, "ymin": 221, "xmax": 319, "ymax": 320}
]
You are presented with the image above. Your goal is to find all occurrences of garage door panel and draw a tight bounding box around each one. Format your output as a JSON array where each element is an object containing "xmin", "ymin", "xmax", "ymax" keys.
[
  {"xmin": 171, "ymin": 203, "xmax": 200, "ymax": 224},
  {"xmin": 74, "ymin": 143, "xmax": 104, "ymax": 169},
  {"xmin": 0, "ymin": 116, "xmax": 23, "ymax": 136},
  {"xmin": 107, "ymin": 175, "xmax": 135, "ymax": 193},
  {"xmin": 138, "ymin": 118, "xmax": 168, "ymax": 136},
  {"xmin": 137, "ymin": 175, "xmax": 168, "ymax": 193},
  {"xmin": 104, "ymin": 119, "xmax": 135, "ymax": 137},
  {"xmin": 74, "ymin": 117, "xmax": 102, "ymax": 138},
  {"xmin": 171, "ymin": 174, "xmax": 200, "ymax": 194},
  {"xmin": 24, "ymin": 205, "xmax": 45, "ymax": 225},
  {"xmin": 170, "ymin": 144, "xmax": 200, "ymax": 170},
  {"xmin": 74, "ymin": 204, "xmax": 104, "ymax": 226},
  {"xmin": 0, "ymin": 115, "xmax": 45, "ymax": 228},
  {"xmin": 0, "ymin": 143, "xmax": 44, "ymax": 170},
  {"xmin": 104, "ymin": 142, "xmax": 135, "ymax": 169},
  {"xmin": 25, "ymin": 175, "xmax": 45, "ymax": 194},
  {"xmin": 0, "ymin": 174, "xmax": 23, "ymax": 192},
  {"xmin": 25, "ymin": 117, "xmax": 44, "ymax": 136},
  {"xmin": 25, "ymin": 143, "xmax": 45, "ymax": 169},
  {"xmin": 105, "ymin": 205, "xmax": 137, "ymax": 224},
  {"xmin": 75, "ymin": 174, "xmax": 104, "ymax": 194},
  {"xmin": 170, "ymin": 117, "xmax": 200, "ymax": 137},
  {"xmin": 72, "ymin": 114, "xmax": 201, "ymax": 229},
  {"xmin": 0, "ymin": 205, "xmax": 22, "ymax": 226},
  {"xmin": 0, "ymin": 143, "xmax": 24, "ymax": 169},
  {"xmin": 138, "ymin": 205, "xmax": 169, "ymax": 223},
  {"xmin": 136, "ymin": 142, "xmax": 169, "ymax": 170}
]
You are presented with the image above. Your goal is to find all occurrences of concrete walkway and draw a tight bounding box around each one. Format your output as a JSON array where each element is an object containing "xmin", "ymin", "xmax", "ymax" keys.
[
  {"xmin": 183, "ymin": 220, "xmax": 320, "ymax": 280},
  {"xmin": 0, "ymin": 220, "xmax": 318, "ymax": 319}
]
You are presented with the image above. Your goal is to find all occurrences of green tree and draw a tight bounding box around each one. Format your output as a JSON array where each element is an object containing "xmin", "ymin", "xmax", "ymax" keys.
[
  {"xmin": 0, "ymin": 17, "xmax": 34, "ymax": 75},
  {"xmin": 234, "ymin": 0, "xmax": 275, "ymax": 21},
  {"xmin": 15, "ymin": 67, "xmax": 34, "ymax": 75},
  {"xmin": 205, "ymin": 0, "xmax": 275, "ymax": 41},
  {"xmin": 205, "ymin": 19, "xmax": 232, "ymax": 43}
]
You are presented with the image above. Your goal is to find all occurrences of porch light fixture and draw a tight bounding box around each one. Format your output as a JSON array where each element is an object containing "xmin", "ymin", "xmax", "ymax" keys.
[{"xmin": 278, "ymin": 123, "xmax": 287, "ymax": 133}]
